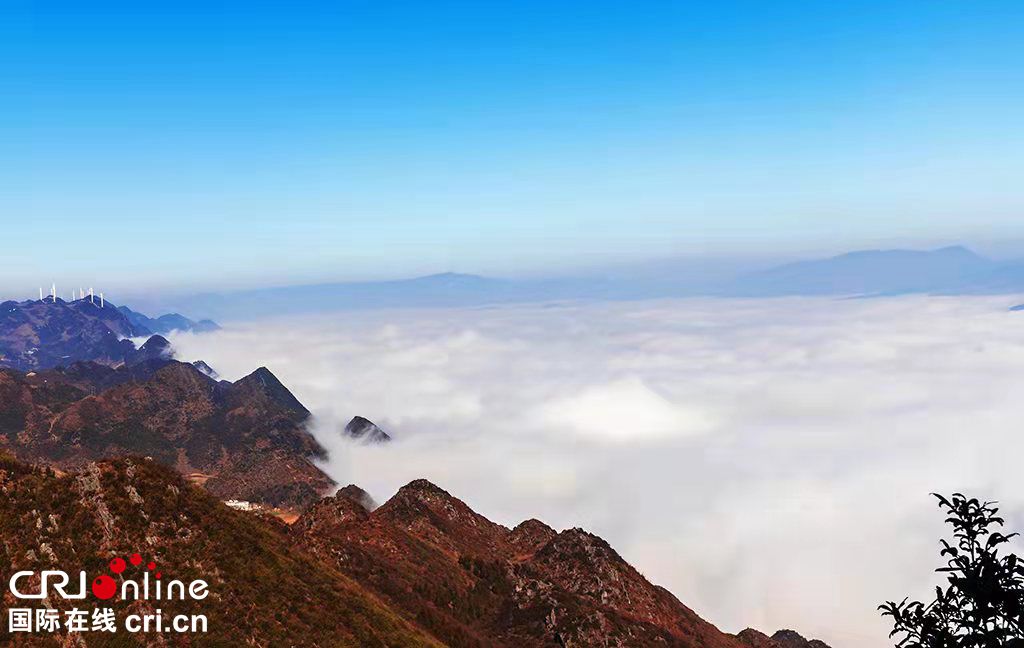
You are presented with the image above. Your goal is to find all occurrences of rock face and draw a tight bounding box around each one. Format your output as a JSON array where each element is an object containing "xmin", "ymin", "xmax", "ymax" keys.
[
  {"xmin": 118, "ymin": 305, "xmax": 221, "ymax": 334},
  {"xmin": 0, "ymin": 359, "xmax": 333, "ymax": 510},
  {"xmin": 294, "ymin": 479, "xmax": 750, "ymax": 648},
  {"xmin": 343, "ymin": 415, "xmax": 392, "ymax": 443},
  {"xmin": 0, "ymin": 454, "xmax": 439, "ymax": 647}
]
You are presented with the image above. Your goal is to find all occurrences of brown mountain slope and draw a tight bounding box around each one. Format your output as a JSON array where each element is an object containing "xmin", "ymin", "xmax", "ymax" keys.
[
  {"xmin": 0, "ymin": 453, "xmax": 441, "ymax": 647},
  {"xmin": 294, "ymin": 480, "xmax": 755, "ymax": 648},
  {"xmin": 0, "ymin": 451, "xmax": 832, "ymax": 647},
  {"xmin": 0, "ymin": 359, "xmax": 333, "ymax": 510}
]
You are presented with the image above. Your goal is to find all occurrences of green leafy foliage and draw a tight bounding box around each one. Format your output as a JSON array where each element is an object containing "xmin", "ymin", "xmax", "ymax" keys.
[{"xmin": 881, "ymin": 493, "xmax": 1024, "ymax": 647}]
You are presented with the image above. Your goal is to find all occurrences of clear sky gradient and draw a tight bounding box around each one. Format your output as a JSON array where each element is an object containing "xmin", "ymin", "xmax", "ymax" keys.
[{"xmin": 3, "ymin": 1, "xmax": 1023, "ymax": 294}]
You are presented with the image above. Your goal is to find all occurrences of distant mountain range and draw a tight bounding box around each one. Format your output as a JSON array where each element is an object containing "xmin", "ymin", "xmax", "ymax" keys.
[
  {"xmin": 117, "ymin": 304, "xmax": 220, "ymax": 335},
  {"xmin": 0, "ymin": 297, "xmax": 219, "ymax": 372},
  {"xmin": 138, "ymin": 246, "xmax": 1024, "ymax": 320},
  {"xmin": 723, "ymin": 245, "xmax": 999, "ymax": 297}
]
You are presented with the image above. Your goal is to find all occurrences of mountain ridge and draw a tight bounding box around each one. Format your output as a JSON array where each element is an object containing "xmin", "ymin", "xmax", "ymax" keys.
[
  {"xmin": 118, "ymin": 304, "xmax": 220, "ymax": 335},
  {"xmin": 294, "ymin": 478, "xmax": 834, "ymax": 648},
  {"xmin": 0, "ymin": 358, "xmax": 333, "ymax": 510},
  {"xmin": 0, "ymin": 453, "xmax": 831, "ymax": 647}
]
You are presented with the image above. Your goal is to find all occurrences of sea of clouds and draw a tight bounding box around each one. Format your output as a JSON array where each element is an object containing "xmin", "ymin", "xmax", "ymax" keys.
[{"xmin": 170, "ymin": 295, "xmax": 1024, "ymax": 647}]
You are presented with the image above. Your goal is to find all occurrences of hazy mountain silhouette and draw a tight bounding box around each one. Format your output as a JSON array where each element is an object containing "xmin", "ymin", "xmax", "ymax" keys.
[
  {"xmin": 118, "ymin": 304, "xmax": 220, "ymax": 334},
  {"xmin": 723, "ymin": 246, "xmax": 997, "ymax": 296},
  {"xmin": 133, "ymin": 246, "xmax": 1024, "ymax": 320}
]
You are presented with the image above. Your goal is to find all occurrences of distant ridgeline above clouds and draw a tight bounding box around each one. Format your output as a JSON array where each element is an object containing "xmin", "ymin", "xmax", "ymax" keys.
[
  {"xmin": 0, "ymin": 296, "xmax": 219, "ymax": 372},
  {"xmin": 117, "ymin": 304, "xmax": 220, "ymax": 335},
  {"xmin": 153, "ymin": 246, "xmax": 1024, "ymax": 320},
  {"xmin": 722, "ymin": 245, "xmax": 1020, "ymax": 298}
]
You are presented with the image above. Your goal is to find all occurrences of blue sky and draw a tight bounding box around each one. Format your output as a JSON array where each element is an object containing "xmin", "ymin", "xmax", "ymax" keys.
[{"xmin": 3, "ymin": 0, "xmax": 1023, "ymax": 294}]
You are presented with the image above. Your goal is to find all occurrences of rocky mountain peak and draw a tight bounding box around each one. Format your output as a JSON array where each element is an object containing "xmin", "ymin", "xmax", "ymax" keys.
[
  {"xmin": 510, "ymin": 518, "xmax": 558, "ymax": 554},
  {"xmin": 771, "ymin": 629, "xmax": 833, "ymax": 647},
  {"xmin": 292, "ymin": 487, "xmax": 372, "ymax": 534},
  {"xmin": 127, "ymin": 334, "xmax": 173, "ymax": 365},
  {"xmin": 400, "ymin": 478, "xmax": 450, "ymax": 496},
  {"xmin": 342, "ymin": 415, "xmax": 392, "ymax": 442},
  {"xmin": 336, "ymin": 484, "xmax": 378, "ymax": 511},
  {"xmin": 231, "ymin": 366, "xmax": 309, "ymax": 415},
  {"xmin": 191, "ymin": 359, "xmax": 219, "ymax": 378},
  {"xmin": 736, "ymin": 628, "xmax": 834, "ymax": 648}
]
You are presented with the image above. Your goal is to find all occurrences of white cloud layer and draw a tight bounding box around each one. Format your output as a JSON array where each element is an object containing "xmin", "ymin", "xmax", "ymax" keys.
[{"xmin": 170, "ymin": 296, "xmax": 1024, "ymax": 647}]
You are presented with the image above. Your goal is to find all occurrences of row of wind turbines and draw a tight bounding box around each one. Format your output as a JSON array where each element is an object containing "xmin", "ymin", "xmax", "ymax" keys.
[{"xmin": 39, "ymin": 284, "xmax": 105, "ymax": 308}]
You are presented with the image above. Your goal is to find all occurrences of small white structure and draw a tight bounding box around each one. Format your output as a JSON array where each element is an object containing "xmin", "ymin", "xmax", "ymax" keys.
[{"xmin": 224, "ymin": 499, "xmax": 258, "ymax": 512}]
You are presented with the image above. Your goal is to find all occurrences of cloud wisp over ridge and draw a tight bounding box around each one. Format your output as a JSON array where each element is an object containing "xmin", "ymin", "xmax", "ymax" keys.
[{"xmin": 171, "ymin": 295, "xmax": 1024, "ymax": 647}]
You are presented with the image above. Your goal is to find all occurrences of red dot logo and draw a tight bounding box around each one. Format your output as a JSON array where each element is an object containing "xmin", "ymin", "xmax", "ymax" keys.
[
  {"xmin": 92, "ymin": 574, "xmax": 117, "ymax": 600},
  {"xmin": 109, "ymin": 557, "xmax": 127, "ymax": 574},
  {"xmin": 130, "ymin": 553, "xmax": 142, "ymax": 566}
]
